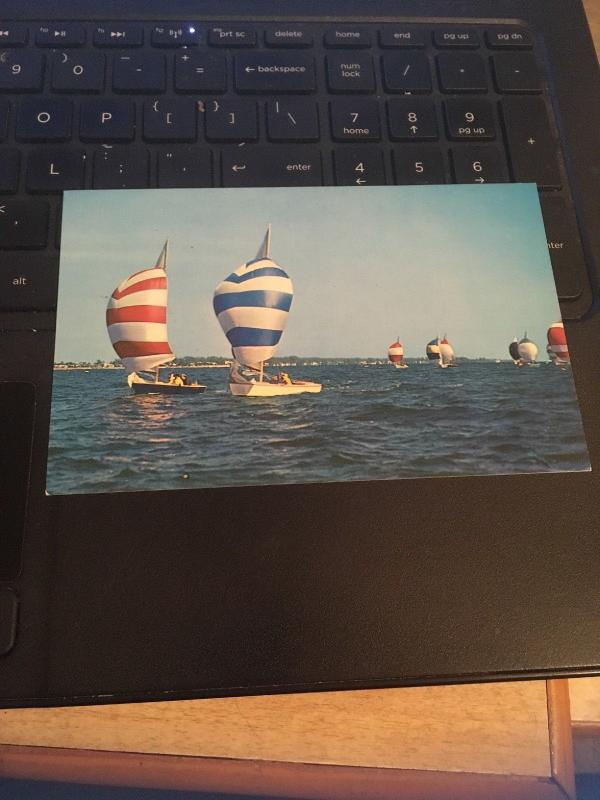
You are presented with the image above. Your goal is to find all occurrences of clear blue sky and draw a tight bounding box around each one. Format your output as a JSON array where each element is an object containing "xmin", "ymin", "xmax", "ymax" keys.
[{"xmin": 55, "ymin": 184, "xmax": 560, "ymax": 361}]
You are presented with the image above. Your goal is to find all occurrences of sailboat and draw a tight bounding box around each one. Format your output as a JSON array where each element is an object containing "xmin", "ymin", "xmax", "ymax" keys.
[
  {"xmin": 509, "ymin": 337, "xmax": 520, "ymax": 364},
  {"xmin": 517, "ymin": 332, "xmax": 538, "ymax": 366},
  {"xmin": 438, "ymin": 335, "xmax": 458, "ymax": 368},
  {"xmin": 547, "ymin": 321, "xmax": 570, "ymax": 365},
  {"xmin": 388, "ymin": 338, "xmax": 408, "ymax": 369},
  {"xmin": 426, "ymin": 337, "xmax": 441, "ymax": 363},
  {"xmin": 106, "ymin": 241, "xmax": 206, "ymax": 395},
  {"xmin": 213, "ymin": 225, "xmax": 322, "ymax": 397}
]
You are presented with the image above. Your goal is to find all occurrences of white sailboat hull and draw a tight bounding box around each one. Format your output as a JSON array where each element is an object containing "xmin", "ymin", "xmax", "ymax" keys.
[{"xmin": 229, "ymin": 381, "xmax": 322, "ymax": 397}]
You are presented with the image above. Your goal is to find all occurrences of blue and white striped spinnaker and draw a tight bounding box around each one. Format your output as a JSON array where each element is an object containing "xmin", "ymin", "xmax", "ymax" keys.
[{"xmin": 213, "ymin": 226, "xmax": 294, "ymax": 369}]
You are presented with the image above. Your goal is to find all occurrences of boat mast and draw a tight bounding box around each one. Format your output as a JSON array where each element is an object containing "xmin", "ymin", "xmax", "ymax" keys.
[
  {"xmin": 156, "ymin": 238, "xmax": 169, "ymax": 271},
  {"xmin": 155, "ymin": 239, "xmax": 169, "ymax": 384}
]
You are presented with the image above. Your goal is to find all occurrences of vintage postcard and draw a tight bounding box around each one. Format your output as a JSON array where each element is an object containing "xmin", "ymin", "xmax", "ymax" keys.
[{"xmin": 48, "ymin": 184, "xmax": 590, "ymax": 495}]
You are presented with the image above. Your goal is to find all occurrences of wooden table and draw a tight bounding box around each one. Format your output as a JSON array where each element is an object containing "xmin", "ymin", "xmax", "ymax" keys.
[
  {"xmin": 1, "ymin": 4, "xmax": 598, "ymax": 799},
  {"xmin": 0, "ymin": 682, "xmax": 576, "ymax": 800}
]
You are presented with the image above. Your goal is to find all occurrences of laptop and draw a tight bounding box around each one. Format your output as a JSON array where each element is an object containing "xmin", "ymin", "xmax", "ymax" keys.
[{"xmin": 1, "ymin": 0, "xmax": 599, "ymax": 708}]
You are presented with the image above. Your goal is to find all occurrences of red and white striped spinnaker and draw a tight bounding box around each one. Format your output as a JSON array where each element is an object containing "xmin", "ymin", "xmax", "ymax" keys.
[
  {"xmin": 547, "ymin": 321, "xmax": 570, "ymax": 364},
  {"xmin": 106, "ymin": 241, "xmax": 175, "ymax": 374},
  {"xmin": 388, "ymin": 339, "xmax": 404, "ymax": 365}
]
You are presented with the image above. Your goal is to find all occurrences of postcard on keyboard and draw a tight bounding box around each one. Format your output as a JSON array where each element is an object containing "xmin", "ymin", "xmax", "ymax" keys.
[{"xmin": 47, "ymin": 183, "xmax": 590, "ymax": 495}]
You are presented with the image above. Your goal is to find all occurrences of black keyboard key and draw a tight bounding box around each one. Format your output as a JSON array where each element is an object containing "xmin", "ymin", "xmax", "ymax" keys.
[
  {"xmin": 221, "ymin": 147, "xmax": 322, "ymax": 187},
  {"xmin": 16, "ymin": 99, "xmax": 72, "ymax": 141},
  {"xmin": 0, "ymin": 588, "xmax": 18, "ymax": 654},
  {"xmin": 502, "ymin": 97, "xmax": 562, "ymax": 188},
  {"xmin": 204, "ymin": 98, "xmax": 258, "ymax": 142},
  {"xmin": 433, "ymin": 30, "xmax": 480, "ymax": 48},
  {"xmin": 35, "ymin": 23, "xmax": 85, "ymax": 47},
  {"xmin": 151, "ymin": 24, "xmax": 202, "ymax": 47},
  {"xmin": 324, "ymin": 29, "xmax": 371, "ymax": 48},
  {"xmin": 143, "ymin": 98, "xmax": 196, "ymax": 141},
  {"xmin": 0, "ymin": 149, "xmax": 19, "ymax": 193},
  {"xmin": 379, "ymin": 28, "xmax": 426, "ymax": 48},
  {"xmin": 0, "ymin": 383, "xmax": 34, "ymax": 582},
  {"xmin": 0, "ymin": 199, "xmax": 48, "ymax": 248},
  {"xmin": 437, "ymin": 53, "xmax": 488, "ymax": 93},
  {"xmin": 209, "ymin": 27, "xmax": 256, "ymax": 47},
  {"xmin": 235, "ymin": 53, "xmax": 316, "ymax": 94},
  {"xmin": 330, "ymin": 99, "xmax": 380, "ymax": 141},
  {"xmin": 157, "ymin": 148, "xmax": 212, "ymax": 187},
  {"xmin": 0, "ymin": 51, "xmax": 44, "ymax": 92},
  {"xmin": 333, "ymin": 149, "xmax": 386, "ymax": 185},
  {"xmin": 540, "ymin": 196, "xmax": 585, "ymax": 301},
  {"xmin": 51, "ymin": 51, "xmax": 105, "ymax": 93},
  {"xmin": 327, "ymin": 54, "xmax": 375, "ymax": 93},
  {"xmin": 382, "ymin": 53, "xmax": 432, "ymax": 93},
  {"xmin": 266, "ymin": 99, "xmax": 319, "ymax": 142},
  {"xmin": 444, "ymin": 99, "xmax": 496, "ymax": 140},
  {"xmin": 0, "ymin": 25, "xmax": 28, "ymax": 47},
  {"xmin": 393, "ymin": 148, "xmax": 447, "ymax": 184},
  {"xmin": 26, "ymin": 149, "xmax": 86, "ymax": 192},
  {"xmin": 80, "ymin": 99, "xmax": 135, "ymax": 141},
  {"xmin": 0, "ymin": 99, "xmax": 9, "ymax": 140},
  {"xmin": 175, "ymin": 52, "xmax": 227, "ymax": 93},
  {"xmin": 264, "ymin": 27, "xmax": 313, "ymax": 48},
  {"xmin": 92, "ymin": 147, "xmax": 149, "ymax": 189},
  {"xmin": 492, "ymin": 53, "xmax": 542, "ymax": 93},
  {"xmin": 113, "ymin": 53, "xmax": 166, "ymax": 93},
  {"xmin": 451, "ymin": 146, "xmax": 508, "ymax": 183},
  {"xmin": 94, "ymin": 24, "xmax": 143, "ymax": 47},
  {"xmin": 486, "ymin": 29, "xmax": 533, "ymax": 49},
  {"xmin": 387, "ymin": 98, "xmax": 438, "ymax": 141}
]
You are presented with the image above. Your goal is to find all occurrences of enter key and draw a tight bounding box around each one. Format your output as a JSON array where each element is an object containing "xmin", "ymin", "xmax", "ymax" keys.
[{"xmin": 540, "ymin": 195, "xmax": 587, "ymax": 302}]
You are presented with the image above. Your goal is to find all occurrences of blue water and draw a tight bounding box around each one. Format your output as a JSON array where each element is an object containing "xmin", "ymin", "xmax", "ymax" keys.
[{"xmin": 47, "ymin": 362, "xmax": 590, "ymax": 495}]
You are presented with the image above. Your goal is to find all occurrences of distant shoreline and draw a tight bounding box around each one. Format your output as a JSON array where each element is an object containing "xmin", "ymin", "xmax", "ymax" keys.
[{"xmin": 54, "ymin": 359, "xmax": 519, "ymax": 371}]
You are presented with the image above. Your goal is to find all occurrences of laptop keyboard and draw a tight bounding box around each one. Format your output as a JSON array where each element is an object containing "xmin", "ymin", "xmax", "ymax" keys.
[{"xmin": 0, "ymin": 20, "xmax": 590, "ymax": 315}]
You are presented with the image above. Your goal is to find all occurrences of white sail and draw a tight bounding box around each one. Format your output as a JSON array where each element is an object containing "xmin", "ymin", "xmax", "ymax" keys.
[
  {"xmin": 439, "ymin": 337, "xmax": 455, "ymax": 365},
  {"xmin": 518, "ymin": 334, "xmax": 538, "ymax": 363}
]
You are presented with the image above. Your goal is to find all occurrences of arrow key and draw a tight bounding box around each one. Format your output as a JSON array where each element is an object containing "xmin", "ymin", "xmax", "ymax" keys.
[
  {"xmin": 451, "ymin": 146, "xmax": 508, "ymax": 183},
  {"xmin": 334, "ymin": 149, "xmax": 386, "ymax": 185},
  {"xmin": 0, "ymin": 199, "xmax": 49, "ymax": 249}
]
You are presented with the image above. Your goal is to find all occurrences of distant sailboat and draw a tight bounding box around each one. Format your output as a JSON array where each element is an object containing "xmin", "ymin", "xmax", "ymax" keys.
[
  {"xmin": 509, "ymin": 337, "xmax": 520, "ymax": 363},
  {"xmin": 388, "ymin": 339, "xmax": 408, "ymax": 369},
  {"xmin": 426, "ymin": 337, "xmax": 441, "ymax": 363},
  {"xmin": 213, "ymin": 225, "xmax": 322, "ymax": 397},
  {"xmin": 106, "ymin": 241, "xmax": 206, "ymax": 395},
  {"xmin": 517, "ymin": 332, "xmax": 539, "ymax": 366},
  {"xmin": 547, "ymin": 321, "xmax": 570, "ymax": 365},
  {"xmin": 438, "ymin": 335, "xmax": 458, "ymax": 368}
]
